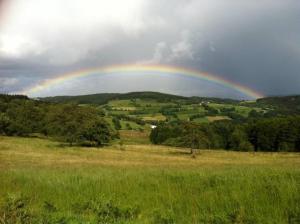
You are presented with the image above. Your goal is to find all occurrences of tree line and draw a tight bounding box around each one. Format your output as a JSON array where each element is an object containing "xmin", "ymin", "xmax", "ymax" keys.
[
  {"xmin": 0, "ymin": 94, "xmax": 115, "ymax": 146},
  {"xmin": 150, "ymin": 116, "xmax": 300, "ymax": 152}
]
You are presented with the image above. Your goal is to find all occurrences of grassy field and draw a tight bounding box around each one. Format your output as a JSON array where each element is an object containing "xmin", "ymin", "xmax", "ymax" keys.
[{"xmin": 0, "ymin": 136, "xmax": 300, "ymax": 223}]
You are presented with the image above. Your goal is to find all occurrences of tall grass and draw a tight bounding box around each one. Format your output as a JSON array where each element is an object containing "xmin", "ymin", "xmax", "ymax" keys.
[{"xmin": 0, "ymin": 137, "xmax": 299, "ymax": 223}]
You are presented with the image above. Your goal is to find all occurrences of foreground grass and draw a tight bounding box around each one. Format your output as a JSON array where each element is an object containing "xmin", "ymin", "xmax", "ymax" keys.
[{"xmin": 0, "ymin": 137, "xmax": 299, "ymax": 223}]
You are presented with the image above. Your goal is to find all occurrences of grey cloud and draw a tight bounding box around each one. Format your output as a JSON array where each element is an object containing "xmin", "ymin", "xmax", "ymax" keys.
[{"xmin": 0, "ymin": 0, "xmax": 300, "ymax": 98}]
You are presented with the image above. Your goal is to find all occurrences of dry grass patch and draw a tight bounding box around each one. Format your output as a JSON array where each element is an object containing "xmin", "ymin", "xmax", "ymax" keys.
[
  {"xmin": 1, "ymin": 136, "xmax": 299, "ymax": 170},
  {"xmin": 206, "ymin": 116, "xmax": 231, "ymax": 122}
]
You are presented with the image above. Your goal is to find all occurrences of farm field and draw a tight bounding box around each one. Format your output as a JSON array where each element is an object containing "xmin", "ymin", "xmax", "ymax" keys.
[
  {"xmin": 100, "ymin": 97, "xmax": 264, "ymax": 132},
  {"xmin": 0, "ymin": 136, "xmax": 299, "ymax": 223}
]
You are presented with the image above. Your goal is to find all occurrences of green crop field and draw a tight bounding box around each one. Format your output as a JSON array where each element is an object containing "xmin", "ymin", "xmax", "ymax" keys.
[{"xmin": 0, "ymin": 136, "xmax": 299, "ymax": 223}]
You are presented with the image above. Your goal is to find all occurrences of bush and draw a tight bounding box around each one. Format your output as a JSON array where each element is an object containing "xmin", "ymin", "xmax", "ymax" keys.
[
  {"xmin": 112, "ymin": 117, "xmax": 121, "ymax": 130},
  {"xmin": 238, "ymin": 141, "xmax": 254, "ymax": 152}
]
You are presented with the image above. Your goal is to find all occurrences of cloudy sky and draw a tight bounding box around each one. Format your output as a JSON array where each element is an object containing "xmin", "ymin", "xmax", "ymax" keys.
[{"xmin": 0, "ymin": 0, "xmax": 299, "ymax": 99}]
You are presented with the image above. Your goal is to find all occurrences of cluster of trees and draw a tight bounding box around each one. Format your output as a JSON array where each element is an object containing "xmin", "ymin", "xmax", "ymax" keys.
[
  {"xmin": 150, "ymin": 116, "xmax": 300, "ymax": 152},
  {"xmin": 159, "ymin": 105, "xmax": 181, "ymax": 116},
  {"xmin": 113, "ymin": 114, "xmax": 146, "ymax": 126},
  {"xmin": 128, "ymin": 110, "xmax": 151, "ymax": 115},
  {"xmin": 112, "ymin": 117, "xmax": 122, "ymax": 130},
  {"xmin": 0, "ymin": 95, "xmax": 114, "ymax": 146},
  {"xmin": 220, "ymin": 107, "xmax": 235, "ymax": 113},
  {"xmin": 189, "ymin": 113, "xmax": 205, "ymax": 121},
  {"xmin": 150, "ymin": 120, "xmax": 249, "ymax": 151},
  {"xmin": 202, "ymin": 104, "xmax": 219, "ymax": 116},
  {"xmin": 247, "ymin": 117, "xmax": 300, "ymax": 151}
]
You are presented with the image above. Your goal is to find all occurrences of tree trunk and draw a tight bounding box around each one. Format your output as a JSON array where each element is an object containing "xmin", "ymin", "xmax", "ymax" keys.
[{"xmin": 191, "ymin": 147, "xmax": 196, "ymax": 158}]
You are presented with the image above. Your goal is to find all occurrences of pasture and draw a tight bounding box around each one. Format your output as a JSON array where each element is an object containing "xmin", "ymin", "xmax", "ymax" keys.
[{"xmin": 0, "ymin": 136, "xmax": 299, "ymax": 223}]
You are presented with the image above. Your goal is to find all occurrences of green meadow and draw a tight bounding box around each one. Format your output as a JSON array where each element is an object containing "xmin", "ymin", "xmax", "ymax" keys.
[{"xmin": 1, "ymin": 136, "xmax": 299, "ymax": 223}]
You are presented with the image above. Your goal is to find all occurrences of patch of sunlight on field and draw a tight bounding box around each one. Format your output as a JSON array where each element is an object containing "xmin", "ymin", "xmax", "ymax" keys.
[
  {"xmin": 141, "ymin": 114, "xmax": 166, "ymax": 121},
  {"xmin": 206, "ymin": 116, "xmax": 231, "ymax": 122},
  {"xmin": 112, "ymin": 106, "xmax": 137, "ymax": 111}
]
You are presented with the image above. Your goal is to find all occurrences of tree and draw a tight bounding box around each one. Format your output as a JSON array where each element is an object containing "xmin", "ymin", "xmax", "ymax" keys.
[
  {"xmin": 125, "ymin": 123, "xmax": 132, "ymax": 130},
  {"xmin": 46, "ymin": 104, "xmax": 113, "ymax": 146},
  {"xmin": 248, "ymin": 109, "xmax": 263, "ymax": 118},
  {"xmin": 112, "ymin": 117, "xmax": 121, "ymax": 130},
  {"xmin": 188, "ymin": 128, "xmax": 204, "ymax": 156},
  {"xmin": 180, "ymin": 123, "xmax": 210, "ymax": 154},
  {"xmin": 81, "ymin": 119, "xmax": 111, "ymax": 146},
  {"xmin": 211, "ymin": 121, "xmax": 235, "ymax": 149},
  {"xmin": 229, "ymin": 126, "xmax": 254, "ymax": 151}
]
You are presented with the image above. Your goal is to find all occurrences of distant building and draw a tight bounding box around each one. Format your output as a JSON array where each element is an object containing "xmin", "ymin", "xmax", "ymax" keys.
[{"xmin": 150, "ymin": 125, "xmax": 157, "ymax": 129}]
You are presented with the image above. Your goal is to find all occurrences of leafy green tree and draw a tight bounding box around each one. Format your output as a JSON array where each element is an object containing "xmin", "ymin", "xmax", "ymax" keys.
[
  {"xmin": 150, "ymin": 122, "xmax": 182, "ymax": 144},
  {"xmin": 211, "ymin": 121, "xmax": 235, "ymax": 149},
  {"xmin": 184, "ymin": 127, "xmax": 208, "ymax": 154},
  {"xmin": 112, "ymin": 117, "xmax": 121, "ymax": 130},
  {"xmin": 81, "ymin": 119, "xmax": 111, "ymax": 146},
  {"xmin": 229, "ymin": 126, "xmax": 254, "ymax": 151},
  {"xmin": 45, "ymin": 104, "xmax": 113, "ymax": 146}
]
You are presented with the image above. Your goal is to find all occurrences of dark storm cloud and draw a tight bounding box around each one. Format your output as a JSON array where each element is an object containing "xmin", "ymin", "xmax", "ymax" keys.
[
  {"xmin": 193, "ymin": 0, "xmax": 300, "ymax": 96},
  {"xmin": 0, "ymin": 0, "xmax": 299, "ymax": 98}
]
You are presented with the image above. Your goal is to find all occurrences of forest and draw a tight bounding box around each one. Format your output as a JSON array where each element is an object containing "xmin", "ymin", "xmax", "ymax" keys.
[
  {"xmin": 0, "ymin": 94, "xmax": 115, "ymax": 146},
  {"xmin": 150, "ymin": 117, "xmax": 300, "ymax": 152}
]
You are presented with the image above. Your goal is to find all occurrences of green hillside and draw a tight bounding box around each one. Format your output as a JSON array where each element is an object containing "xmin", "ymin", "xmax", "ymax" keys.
[
  {"xmin": 40, "ymin": 91, "xmax": 240, "ymax": 105},
  {"xmin": 256, "ymin": 95, "xmax": 300, "ymax": 114},
  {"xmin": 40, "ymin": 92, "xmax": 187, "ymax": 105}
]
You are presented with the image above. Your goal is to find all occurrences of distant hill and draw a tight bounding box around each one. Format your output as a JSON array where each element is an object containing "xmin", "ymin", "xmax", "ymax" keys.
[
  {"xmin": 39, "ymin": 92, "xmax": 187, "ymax": 104},
  {"xmin": 257, "ymin": 95, "xmax": 300, "ymax": 107},
  {"xmin": 0, "ymin": 94, "xmax": 29, "ymax": 102},
  {"xmin": 39, "ymin": 91, "xmax": 240, "ymax": 105},
  {"xmin": 256, "ymin": 95, "xmax": 300, "ymax": 114}
]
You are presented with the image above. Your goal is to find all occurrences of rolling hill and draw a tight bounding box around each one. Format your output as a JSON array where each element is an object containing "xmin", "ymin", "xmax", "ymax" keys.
[
  {"xmin": 39, "ymin": 91, "xmax": 240, "ymax": 105},
  {"xmin": 257, "ymin": 95, "xmax": 300, "ymax": 108}
]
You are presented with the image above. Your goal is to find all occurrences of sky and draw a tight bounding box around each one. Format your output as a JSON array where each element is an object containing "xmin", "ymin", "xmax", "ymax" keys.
[{"xmin": 0, "ymin": 0, "xmax": 300, "ymax": 99}]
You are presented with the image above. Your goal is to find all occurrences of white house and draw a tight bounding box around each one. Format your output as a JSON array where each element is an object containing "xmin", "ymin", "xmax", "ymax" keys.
[{"xmin": 150, "ymin": 125, "xmax": 157, "ymax": 129}]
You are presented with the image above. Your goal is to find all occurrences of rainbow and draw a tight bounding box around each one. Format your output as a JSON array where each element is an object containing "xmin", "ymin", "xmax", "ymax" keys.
[{"xmin": 22, "ymin": 64, "xmax": 264, "ymax": 99}]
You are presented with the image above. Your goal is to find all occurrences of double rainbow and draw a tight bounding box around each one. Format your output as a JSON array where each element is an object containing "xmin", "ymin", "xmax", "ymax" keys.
[{"xmin": 22, "ymin": 64, "xmax": 264, "ymax": 99}]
